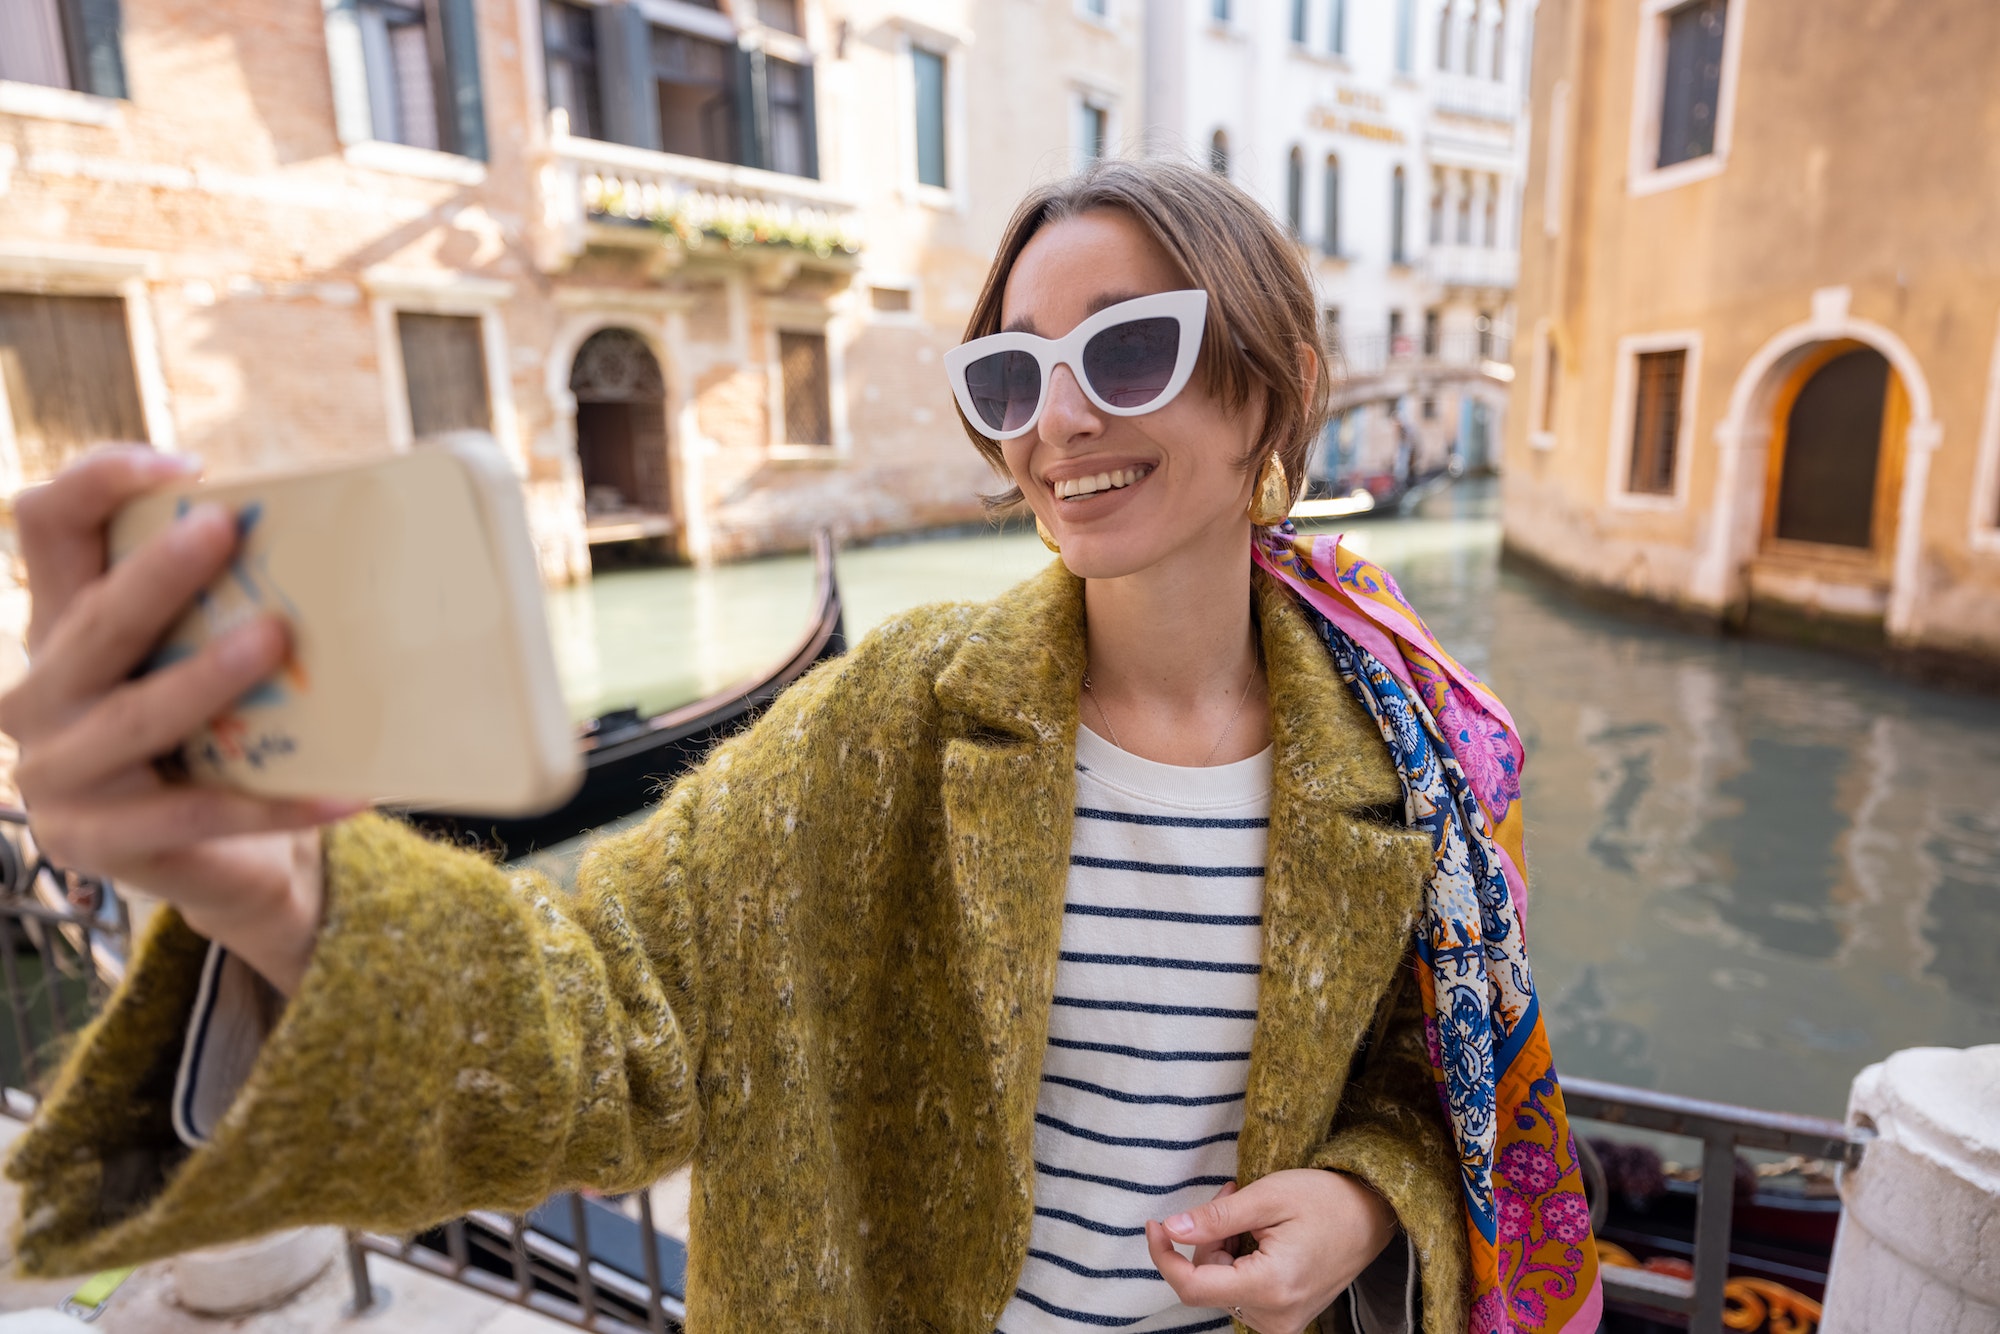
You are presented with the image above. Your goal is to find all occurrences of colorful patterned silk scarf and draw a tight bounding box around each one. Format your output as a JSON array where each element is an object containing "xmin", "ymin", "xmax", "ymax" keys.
[{"xmin": 1253, "ymin": 528, "xmax": 1603, "ymax": 1334}]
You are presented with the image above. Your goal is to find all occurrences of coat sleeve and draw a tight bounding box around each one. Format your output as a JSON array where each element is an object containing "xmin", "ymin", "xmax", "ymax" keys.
[
  {"xmin": 1309, "ymin": 958, "xmax": 1471, "ymax": 1334},
  {"xmin": 3, "ymin": 602, "xmax": 959, "ymax": 1281}
]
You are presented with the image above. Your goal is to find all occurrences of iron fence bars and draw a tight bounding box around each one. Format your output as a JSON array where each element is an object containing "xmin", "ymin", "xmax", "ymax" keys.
[
  {"xmin": 0, "ymin": 808, "xmax": 128, "ymax": 1116},
  {"xmin": 345, "ymin": 1195, "xmax": 689, "ymax": 1333},
  {"xmin": 1562, "ymin": 1075, "xmax": 1870, "ymax": 1333}
]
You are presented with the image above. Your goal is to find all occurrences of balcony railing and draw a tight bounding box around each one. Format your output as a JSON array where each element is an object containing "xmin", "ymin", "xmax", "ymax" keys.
[
  {"xmin": 1430, "ymin": 74, "xmax": 1522, "ymax": 125},
  {"xmin": 537, "ymin": 128, "xmax": 862, "ymax": 274},
  {"xmin": 1329, "ymin": 329, "xmax": 1513, "ymax": 379},
  {"xmin": 1421, "ymin": 245, "xmax": 1519, "ymax": 291}
]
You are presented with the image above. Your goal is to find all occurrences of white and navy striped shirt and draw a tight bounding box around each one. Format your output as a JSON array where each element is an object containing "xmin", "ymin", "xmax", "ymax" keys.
[{"xmin": 996, "ymin": 724, "xmax": 1272, "ymax": 1334}]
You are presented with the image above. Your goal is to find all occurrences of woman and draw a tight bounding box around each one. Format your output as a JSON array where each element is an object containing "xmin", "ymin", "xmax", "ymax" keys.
[{"xmin": 0, "ymin": 160, "xmax": 1597, "ymax": 1334}]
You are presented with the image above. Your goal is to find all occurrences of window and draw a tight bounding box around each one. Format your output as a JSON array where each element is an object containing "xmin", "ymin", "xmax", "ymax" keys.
[
  {"xmin": 913, "ymin": 46, "xmax": 947, "ymax": 188},
  {"xmin": 1455, "ymin": 174, "xmax": 1473, "ymax": 244},
  {"xmin": 1321, "ymin": 155, "xmax": 1341, "ymax": 255},
  {"xmin": 1483, "ymin": 181, "xmax": 1499, "ymax": 247},
  {"xmin": 1395, "ymin": 0, "xmax": 1414, "ymax": 73},
  {"xmin": 1209, "ymin": 129, "xmax": 1230, "ymax": 177},
  {"xmin": 1463, "ymin": 0, "xmax": 1480, "ymax": 76},
  {"xmin": 757, "ymin": 0, "xmax": 801, "ymax": 36},
  {"xmin": 1212, "ymin": 0, "xmax": 1231, "ymax": 23},
  {"xmin": 778, "ymin": 330, "xmax": 831, "ymax": 446},
  {"xmin": 1658, "ymin": 0, "xmax": 1727, "ymax": 167},
  {"xmin": 1388, "ymin": 309, "xmax": 1406, "ymax": 360},
  {"xmin": 764, "ymin": 56, "xmax": 813, "ymax": 177},
  {"xmin": 1423, "ymin": 309, "xmax": 1440, "ymax": 357},
  {"xmin": 0, "ymin": 293, "xmax": 146, "ymax": 484},
  {"xmin": 1077, "ymin": 98, "xmax": 1109, "ymax": 167},
  {"xmin": 355, "ymin": 0, "xmax": 487, "ymax": 158},
  {"xmin": 653, "ymin": 27, "xmax": 735, "ymax": 164},
  {"xmin": 870, "ymin": 284, "xmax": 913, "ymax": 313},
  {"xmin": 1491, "ymin": 0, "xmax": 1508, "ymax": 80},
  {"xmin": 1328, "ymin": 0, "xmax": 1344, "ymax": 53},
  {"xmin": 542, "ymin": 0, "xmax": 601, "ymax": 139},
  {"xmin": 1291, "ymin": 0, "xmax": 1308, "ymax": 44},
  {"xmin": 1081, "ymin": 0, "xmax": 1110, "ymax": 18},
  {"xmin": 1436, "ymin": 0, "xmax": 1454, "ymax": 69},
  {"xmin": 1627, "ymin": 349, "xmax": 1686, "ymax": 495},
  {"xmin": 1390, "ymin": 165, "xmax": 1407, "ymax": 264},
  {"xmin": 397, "ymin": 312, "xmax": 491, "ymax": 438},
  {"xmin": 1539, "ymin": 334, "xmax": 1560, "ymax": 433},
  {"xmin": 0, "ymin": 0, "xmax": 127, "ymax": 95},
  {"xmin": 1285, "ymin": 146, "xmax": 1304, "ymax": 238},
  {"xmin": 1422, "ymin": 394, "xmax": 1437, "ymax": 421},
  {"xmin": 1428, "ymin": 170, "xmax": 1446, "ymax": 245}
]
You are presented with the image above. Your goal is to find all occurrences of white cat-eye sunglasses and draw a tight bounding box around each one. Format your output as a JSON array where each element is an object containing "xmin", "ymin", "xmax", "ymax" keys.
[{"xmin": 944, "ymin": 289, "xmax": 1210, "ymax": 442}]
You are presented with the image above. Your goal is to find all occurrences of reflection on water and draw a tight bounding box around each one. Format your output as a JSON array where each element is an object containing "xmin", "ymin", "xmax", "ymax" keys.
[{"xmin": 546, "ymin": 481, "xmax": 2000, "ymax": 1117}]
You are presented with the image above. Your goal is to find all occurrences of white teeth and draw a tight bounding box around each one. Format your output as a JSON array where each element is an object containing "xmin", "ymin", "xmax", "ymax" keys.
[{"xmin": 1056, "ymin": 466, "xmax": 1147, "ymax": 500}]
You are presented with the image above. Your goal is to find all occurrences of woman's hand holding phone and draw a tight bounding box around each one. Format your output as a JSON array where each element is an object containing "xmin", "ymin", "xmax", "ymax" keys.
[{"xmin": 0, "ymin": 445, "xmax": 364, "ymax": 996}]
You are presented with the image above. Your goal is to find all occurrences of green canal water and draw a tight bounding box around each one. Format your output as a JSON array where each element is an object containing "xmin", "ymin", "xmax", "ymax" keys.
[{"xmin": 544, "ymin": 482, "xmax": 2000, "ymax": 1120}]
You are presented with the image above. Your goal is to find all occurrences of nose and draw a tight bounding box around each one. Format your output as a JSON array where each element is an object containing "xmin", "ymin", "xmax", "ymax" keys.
[{"xmin": 1037, "ymin": 362, "xmax": 1103, "ymax": 448}]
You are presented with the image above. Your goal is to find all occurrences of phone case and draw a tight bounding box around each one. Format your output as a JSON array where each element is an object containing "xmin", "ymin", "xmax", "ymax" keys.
[{"xmin": 108, "ymin": 435, "xmax": 582, "ymax": 815}]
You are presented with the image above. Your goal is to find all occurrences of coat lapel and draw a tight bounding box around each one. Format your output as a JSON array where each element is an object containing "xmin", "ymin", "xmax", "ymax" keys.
[
  {"xmin": 1237, "ymin": 575, "xmax": 1429, "ymax": 1182},
  {"xmin": 930, "ymin": 559, "xmax": 1086, "ymax": 1257}
]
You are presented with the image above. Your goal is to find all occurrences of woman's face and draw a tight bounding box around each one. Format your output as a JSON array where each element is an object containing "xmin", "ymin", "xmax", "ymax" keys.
[{"xmin": 998, "ymin": 209, "xmax": 1265, "ymax": 581}]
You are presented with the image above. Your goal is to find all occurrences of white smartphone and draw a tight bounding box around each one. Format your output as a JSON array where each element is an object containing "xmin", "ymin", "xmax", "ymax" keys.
[{"xmin": 109, "ymin": 434, "xmax": 582, "ymax": 815}]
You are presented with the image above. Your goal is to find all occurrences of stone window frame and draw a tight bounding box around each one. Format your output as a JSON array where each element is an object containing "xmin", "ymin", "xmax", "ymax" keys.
[
  {"xmin": 363, "ymin": 266, "xmax": 520, "ymax": 464},
  {"xmin": 764, "ymin": 297, "xmax": 852, "ymax": 461},
  {"xmin": 0, "ymin": 243, "xmax": 175, "ymax": 495},
  {"xmin": 1605, "ymin": 329, "xmax": 1702, "ymax": 512},
  {"xmin": 1625, "ymin": 0, "xmax": 1748, "ymax": 198}
]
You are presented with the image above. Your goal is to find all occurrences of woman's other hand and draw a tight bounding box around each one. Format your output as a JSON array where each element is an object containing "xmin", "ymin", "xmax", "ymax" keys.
[
  {"xmin": 0, "ymin": 445, "xmax": 362, "ymax": 996},
  {"xmin": 1145, "ymin": 1168, "xmax": 1399, "ymax": 1334}
]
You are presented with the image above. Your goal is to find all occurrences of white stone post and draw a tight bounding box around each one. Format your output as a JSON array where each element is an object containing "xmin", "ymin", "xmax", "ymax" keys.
[{"xmin": 1820, "ymin": 1045, "xmax": 2000, "ymax": 1334}]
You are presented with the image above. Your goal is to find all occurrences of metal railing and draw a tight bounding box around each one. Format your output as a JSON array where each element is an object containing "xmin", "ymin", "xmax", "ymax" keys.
[
  {"xmin": 0, "ymin": 812, "xmax": 1867, "ymax": 1334},
  {"xmin": 1565, "ymin": 1075, "xmax": 1869, "ymax": 1333}
]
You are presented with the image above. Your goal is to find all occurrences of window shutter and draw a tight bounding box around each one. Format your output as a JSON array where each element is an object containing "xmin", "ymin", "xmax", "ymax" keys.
[
  {"xmin": 734, "ymin": 45, "xmax": 766, "ymax": 170},
  {"xmin": 796, "ymin": 60, "xmax": 818, "ymax": 179},
  {"xmin": 60, "ymin": 0, "xmax": 128, "ymax": 98},
  {"xmin": 321, "ymin": 0, "xmax": 375, "ymax": 144},
  {"xmin": 594, "ymin": 3, "xmax": 659, "ymax": 151},
  {"xmin": 435, "ymin": 0, "xmax": 487, "ymax": 159}
]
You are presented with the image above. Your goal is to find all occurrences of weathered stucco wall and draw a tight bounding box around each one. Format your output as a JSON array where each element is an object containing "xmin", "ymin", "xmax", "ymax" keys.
[{"xmin": 1505, "ymin": 0, "xmax": 2000, "ymax": 661}]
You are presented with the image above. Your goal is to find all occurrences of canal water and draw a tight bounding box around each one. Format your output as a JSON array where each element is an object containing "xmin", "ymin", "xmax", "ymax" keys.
[{"xmin": 544, "ymin": 481, "xmax": 1999, "ymax": 1120}]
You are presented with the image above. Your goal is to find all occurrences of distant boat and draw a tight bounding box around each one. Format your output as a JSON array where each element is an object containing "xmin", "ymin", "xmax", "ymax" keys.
[{"xmin": 405, "ymin": 530, "xmax": 846, "ymax": 862}]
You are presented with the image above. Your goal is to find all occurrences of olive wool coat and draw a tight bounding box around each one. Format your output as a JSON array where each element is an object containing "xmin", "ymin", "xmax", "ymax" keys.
[{"xmin": 6, "ymin": 559, "xmax": 1470, "ymax": 1334}]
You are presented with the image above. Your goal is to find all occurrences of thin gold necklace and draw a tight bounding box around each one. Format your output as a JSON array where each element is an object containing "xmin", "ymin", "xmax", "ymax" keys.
[{"xmin": 1082, "ymin": 656, "xmax": 1259, "ymax": 766}]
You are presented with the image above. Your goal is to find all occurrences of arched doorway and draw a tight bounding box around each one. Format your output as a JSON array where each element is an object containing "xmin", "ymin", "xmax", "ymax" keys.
[
  {"xmin": 570, "ymin": 328, "xmax": 674, "ymax": 553},
  {"xmin": 1762, "ymin": 341, "xmax": 1909, "ymax": 567}
]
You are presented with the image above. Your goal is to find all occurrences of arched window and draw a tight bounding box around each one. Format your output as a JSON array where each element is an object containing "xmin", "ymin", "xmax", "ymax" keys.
[
  {"xmin": 1209, "ymin": 128, "xmax": 1230, "ymax": 177},
  {"xmin": 1321, "ymin": 154, "xmax": 1341, "ymax": 255},
  {"xmin": 1390, "ymin": 164, "xmax": 1407, "ymax": 264},
  {"xmin": 1464, "ymin": 0, "xmax": 1481, "ymax": 75},
  {"xmin": 1437, "ymin": 0, "xmax": 1455, "ymax": 69},
  {"xmin": 1285, "ymin": 145, "xmax": 1305, "ymax": 237},
  {"xmin": 1491, "ymin": 0, "xmax": 1508, "ymax": 80}
]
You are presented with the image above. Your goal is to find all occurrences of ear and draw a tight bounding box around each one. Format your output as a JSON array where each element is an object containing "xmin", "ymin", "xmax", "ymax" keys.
[{"xmin": 1295, "ymin": 338, "xmax": 1321, "ymax": 410}]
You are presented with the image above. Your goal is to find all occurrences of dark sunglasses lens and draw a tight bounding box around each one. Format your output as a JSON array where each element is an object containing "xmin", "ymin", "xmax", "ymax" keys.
[
  {"xmin": 964, "ymin": 350, "xmax": 1042, "ymax": 433},
  {"xmin": 1082, "ymin": 317, "xmax": 1181, "ymax": 409}
]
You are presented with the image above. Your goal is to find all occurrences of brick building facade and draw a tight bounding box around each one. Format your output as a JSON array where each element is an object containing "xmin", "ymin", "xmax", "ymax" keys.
[{"xmin": 0, "ymin": 0, "xmax": 1143, "ymax": 585}]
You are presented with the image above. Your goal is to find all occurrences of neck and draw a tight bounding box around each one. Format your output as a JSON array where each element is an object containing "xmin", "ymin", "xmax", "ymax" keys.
[{"xmin": 1080, "ymin": 519, "xmax": 1268, "ymax": 765}]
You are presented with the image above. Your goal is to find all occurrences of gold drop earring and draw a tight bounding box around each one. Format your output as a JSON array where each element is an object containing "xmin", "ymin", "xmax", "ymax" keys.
[
  {"xmin": 1036, "ymin": 515, "xmax": 1061, "ymax": 553},
  {"xmin": 1248, "ymin": 451, "xmax": 1292, "ymax": 526}
]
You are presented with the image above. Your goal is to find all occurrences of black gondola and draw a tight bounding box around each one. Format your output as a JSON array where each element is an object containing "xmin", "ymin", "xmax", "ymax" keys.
[{"xmin": 403, "ymin": 529, "xmax": 846, "ymax": 863}]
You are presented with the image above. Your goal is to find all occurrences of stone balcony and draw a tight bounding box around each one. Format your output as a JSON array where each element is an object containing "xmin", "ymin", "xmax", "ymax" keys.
[
  {"xmin": 1428, "ymin": 75, "xmax": 1522, "ymax": 127},
  {"xmin": 534, "ymin": 127, "xmax": 862, "ymax": 285},
  {"xmin": 1421, "ymin": 245, "xmax": 1519, "ymax": 292}
]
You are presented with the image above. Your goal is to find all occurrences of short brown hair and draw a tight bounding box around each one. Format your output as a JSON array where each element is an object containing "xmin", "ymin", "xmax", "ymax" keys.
[{"xmin": 957, "ymin": 157, "xmax": 1332, "ymax": 511}]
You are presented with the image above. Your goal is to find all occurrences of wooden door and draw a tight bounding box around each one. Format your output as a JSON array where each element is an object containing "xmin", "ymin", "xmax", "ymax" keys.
[{"xmin": 1762, "ymin": 341, "xmax": 1908, "ymax": 572}]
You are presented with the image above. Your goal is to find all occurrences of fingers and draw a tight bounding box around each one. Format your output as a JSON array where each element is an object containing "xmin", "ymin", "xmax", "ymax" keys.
[
  {"xmin": 1164, "ymin": 1176, "xmax": 1285, "ymax": 1247},
  {"xmin": 15, "ymin": 445, "xmax": 202, "ymax": 654},
  {"xmin": 29, "ymin": 785, "xmax": 359, "ymax": 883},
  {"xmin": 15, "ymin": 615, "xmax": 290, "ymax": 797},
  {"xmin": 1146, "ymin": 1218, "xmax": 1258, "ymax": 1312},
  {"xmin": 1190, "ymin": 1181, "xmax": 1241, "ymax": 1266},
  {"xmin": 1, "ymin": 501, "xmax": 239, "ymax": 741}
]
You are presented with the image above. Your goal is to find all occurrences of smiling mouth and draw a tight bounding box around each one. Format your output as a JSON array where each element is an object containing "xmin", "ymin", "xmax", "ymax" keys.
[{"xmin": 1053, "ymin": 465, "xmax": 1153, "ymax": 501}]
